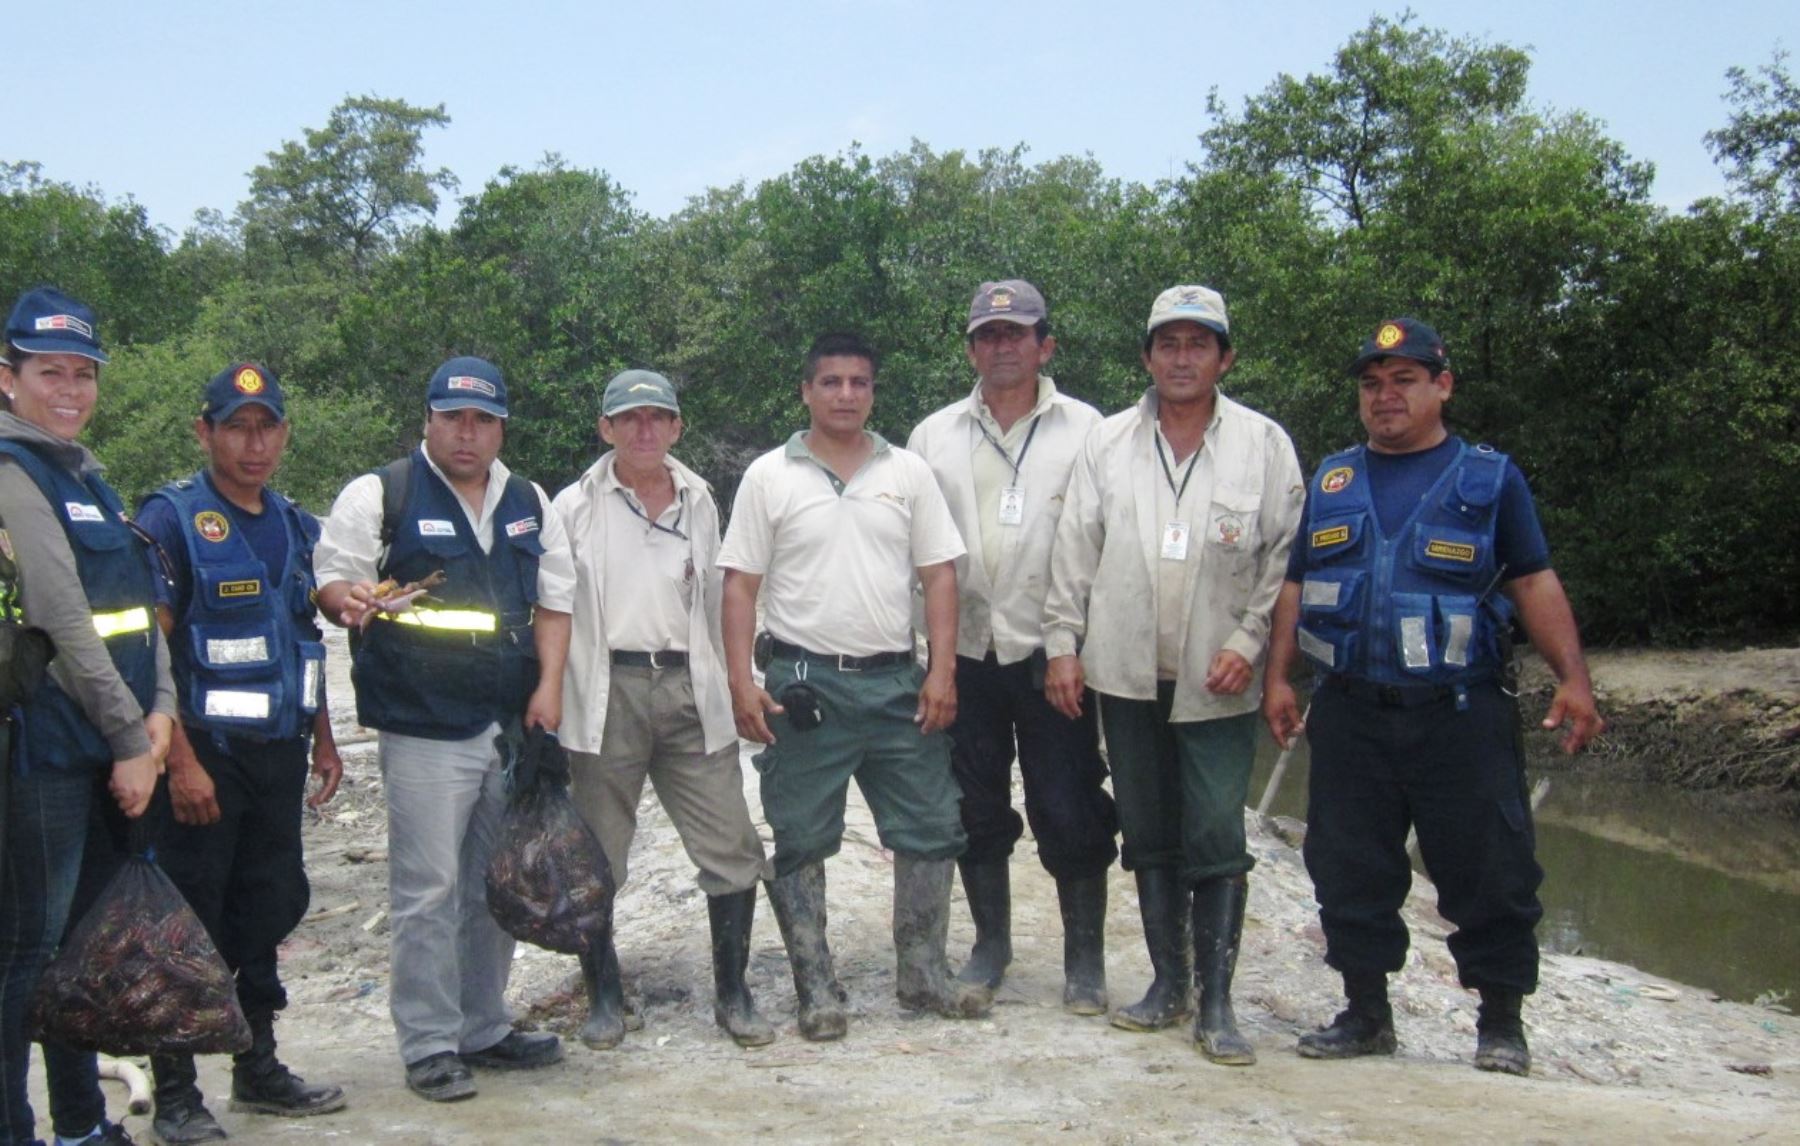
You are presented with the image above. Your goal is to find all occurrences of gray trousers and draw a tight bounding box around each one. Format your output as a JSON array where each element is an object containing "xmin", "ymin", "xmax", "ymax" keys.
[
  {"xmin": 379, "ymin": 726, "xmax": 516, "ymax": 1065},
  {"xmin": 569, "ymin": 664, "xmax": 769, "ymax": 896}
]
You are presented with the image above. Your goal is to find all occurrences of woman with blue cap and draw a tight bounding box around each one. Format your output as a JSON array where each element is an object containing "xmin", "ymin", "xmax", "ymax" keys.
[{"xmin": 0, "ymin": 286, "xmax": 176, "ymax": 1146}]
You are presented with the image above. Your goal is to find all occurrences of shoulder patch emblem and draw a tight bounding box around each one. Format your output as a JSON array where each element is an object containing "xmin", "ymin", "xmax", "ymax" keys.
[
  {"xmin": 1320, "ymin": 467, "xmax": 1354, "ymax": 494},
  {"xmin": 1311, "ymin": 524, "xmax": 1351, "ymax": 549},
  {"xmin": 1424, "ymin": 539, "xmax": 1476, "ymax": 563},
  {"xmin": 194, "ymin": 511, "xmax": 230, "ymax": 542}
]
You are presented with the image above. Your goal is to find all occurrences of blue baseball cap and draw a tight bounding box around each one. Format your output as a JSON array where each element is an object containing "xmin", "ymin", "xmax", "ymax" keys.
[
  {"xmin": 1349, "ymin": 318, "xmax": 1449, "ymax": 376},
  {"xmin": 203, "ymin": 362, "xmax": 286, "ymax": 422},
  {"xmin": 427, "ymin": 356, "xmax": 509, "ymax": 418},
  {"xmin": 4, "ymin": 286, "xmax": 109, "ymax": 365}
]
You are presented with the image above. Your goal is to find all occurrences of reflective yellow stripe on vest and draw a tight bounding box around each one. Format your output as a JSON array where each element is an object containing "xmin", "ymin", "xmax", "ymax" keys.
[
  {"xmin": 91, "ymin": 606, "xmax": 152, "ymax": 639},
  {"xmin": 383, "ymin": 608, "xmax": 498, "ymax": 633}
]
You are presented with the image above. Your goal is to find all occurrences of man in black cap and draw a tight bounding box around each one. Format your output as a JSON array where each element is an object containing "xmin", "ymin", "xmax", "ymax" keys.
[
  {"xmin": 1264, "ymin": 318, "xmax": 1604, "ymax": 1077},
  {"xmin": 135, "ymin": 363, "xmax": 347, "ymax": 1142}
]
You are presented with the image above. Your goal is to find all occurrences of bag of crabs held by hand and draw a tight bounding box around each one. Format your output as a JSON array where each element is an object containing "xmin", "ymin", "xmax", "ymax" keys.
[
  {"xmin": 29, "ymin": 842, "xmax": 250, "ymax": 1055},
  {"xmin": 486, "ymin": 723, "xmax": 615, "ymax": 954}
]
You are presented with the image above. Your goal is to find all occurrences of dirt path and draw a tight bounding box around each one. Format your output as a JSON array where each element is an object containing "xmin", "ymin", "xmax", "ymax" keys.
[{"xmin": 58, "ymin": 638, "xmax": 1800, "ymax": 1144}]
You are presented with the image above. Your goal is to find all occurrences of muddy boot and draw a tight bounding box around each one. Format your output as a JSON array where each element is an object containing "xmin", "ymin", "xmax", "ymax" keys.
[
  {"xmin": 1297, "ymin": 969, "xmax": 1397, "ymax": 1059},
  {"xmin": 1474, "ymin": 988, "xmax": 1531, "ymax": 1076},
  {"xmin": 894, "ymin": 856, "xmax": 992, "ymax": 1018},
  {"xmin": 766, "ymin": 862, "xmax": 849, "ymax": 1041},
  {"xmin": 579, "ymin": 932, "xmax": 632, "ymax": 1049},
  {"xmin": 953, "ymin": 859, "xmax": 1012, "ymax": 991},
  {"xmin": 709, "ymin": 888, "xmax": 776, "ymax": 1048},
  {"xmin": 151, "ymin": 1053, "xmax": 227, "ymax": 1143},
  {"xmin": 1192, "ymin": 875, "xmax": 1255, "ymax": 1065},
  {"xmin": 229, "ymin": 1011, "xmax": 347, "ymax": 1117},
  {"xmin": 1109, "ymin": 868, "xmax": 1192, "ymax": 1032},
  {"xmin": 1056, "ymin": 873, "xmax": 1108, "ymax": 1016}
]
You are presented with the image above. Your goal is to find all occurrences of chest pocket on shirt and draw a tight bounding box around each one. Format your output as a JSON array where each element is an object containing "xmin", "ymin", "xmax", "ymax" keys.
[
  {"xmin": 64, "ymin": 511, "xmax": 130, "ymax": 555},
  {"xmin": 1204, "ymin": 486, "xmax": 1263, "ymax": 555}
]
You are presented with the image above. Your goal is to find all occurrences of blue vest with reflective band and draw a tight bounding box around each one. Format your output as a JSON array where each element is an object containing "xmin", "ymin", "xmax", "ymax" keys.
[
  {"xmin": 352, "ymin": 449, "xmax": 544, "ymax": 740},
  {"xmin": 0, "ymin": 440, "xmax": 159, "ymax": 771},
  {"xmin": 142, "ymin": 473, "xmax": 324, "ymax": 742},
  {"xmin": 1296, "ymin": 440, "xmax": 1514, "ymax": 686}
]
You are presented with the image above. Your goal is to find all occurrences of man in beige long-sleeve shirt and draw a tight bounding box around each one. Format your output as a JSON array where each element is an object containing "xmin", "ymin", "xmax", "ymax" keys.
[{"xmin": 1043, "ymin": 285, "xmax": 1303, "ymax": 1066}]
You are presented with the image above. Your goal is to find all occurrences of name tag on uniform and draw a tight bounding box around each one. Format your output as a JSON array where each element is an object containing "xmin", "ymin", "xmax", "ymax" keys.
[
  {"xmin": 1160, "ymin": 520, "xmax": 1190, "ymax": 561},
  {"xmin": 997, "ymin": 486, "xmax": 1025, "ymax": 526},
  {"xmin": 418, "ymin": 519, "xmax": 456, "ymax": 537},
  {"xmin": 65, "ymin": 502, "xmax": 105, "ymax": 522}
]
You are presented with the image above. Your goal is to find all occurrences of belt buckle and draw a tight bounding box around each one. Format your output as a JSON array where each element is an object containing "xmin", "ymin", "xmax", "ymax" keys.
[
  {"xmin": 647, "ymin": 650, "xmax": 669, "ymax": 670},
  {"xmin": 835, "ymin": 654, "xmax": 862, "ymax": 672}
]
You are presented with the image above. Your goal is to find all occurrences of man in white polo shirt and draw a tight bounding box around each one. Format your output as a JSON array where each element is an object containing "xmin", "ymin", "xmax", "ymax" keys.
[
  {"xmin": 719, "ymin": 331, "xmax": 989, "ymax": 1041},
  {"xmin": 906, "ymin": 280, "xmax": 1117, "ymax": 1013},
  {"xmin": 552, "ymin": 369, "xmax": 774, "ymax": 1052},
  {"xmin": 1044, "ymin": 286, "xmax": 1304, "ymax": 1066}
]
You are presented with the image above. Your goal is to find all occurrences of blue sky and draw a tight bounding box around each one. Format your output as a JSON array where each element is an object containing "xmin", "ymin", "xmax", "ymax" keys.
[{"xmin": 12, "ymin": 1, "xmax": 1793, "ymax": 235}]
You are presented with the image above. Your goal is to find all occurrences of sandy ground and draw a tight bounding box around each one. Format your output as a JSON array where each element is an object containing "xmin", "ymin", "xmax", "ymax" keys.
[{"xmin": 48, "ymin": 638, "xmax": 1800, "ymax": 1144}]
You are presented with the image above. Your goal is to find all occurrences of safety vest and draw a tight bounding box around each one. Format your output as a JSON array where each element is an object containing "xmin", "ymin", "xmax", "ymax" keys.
[
  {"xmin": 352, "ymin": 449, "xmax": 544, "ymax": 740},
  {"xmin": 1295, "ymin": 439, "xmax": 1514, "ymax": 686},
  {"xmin": 0, "ymin": 440, "xmax": 159, "ymax": 771},
  {"xmin": 141, "ymin": 472, "xmax": 324, "ymax": 742}
]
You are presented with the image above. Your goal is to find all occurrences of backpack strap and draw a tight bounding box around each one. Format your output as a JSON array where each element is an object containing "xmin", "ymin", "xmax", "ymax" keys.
[{"xmin": 376, "ymin": 455, "xmax": 414, "ymax": 549}]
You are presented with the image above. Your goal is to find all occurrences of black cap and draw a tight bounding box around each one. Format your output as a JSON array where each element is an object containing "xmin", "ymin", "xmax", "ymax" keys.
[
  {"xmin": 202, "ymin": 363, "xmax": 286, "ymax": 422},
  {"xmin": 1348, "ymin": 318, "xmax": 1448, "ymax": 376}
]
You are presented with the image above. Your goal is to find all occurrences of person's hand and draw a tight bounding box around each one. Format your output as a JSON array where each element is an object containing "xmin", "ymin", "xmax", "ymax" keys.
[
  {"xmin": 166, "ymin": 746, "xmax": 221, "ymax": 825},
  {"xmin": 1044, "ymin": 654, "xmax": 1085, "ymax": 720},
  {"xmin": 914, "ymin": 664, "xmax": 956, "ymax": 735},
  {"xmin": 1204, "ymin": 649, "xmax": 1253, "ymax": 695},
  {"xmin": 144, "ymin": 712, "xmax": 174, "ymax": 772},
  {"xmin": 308, "ymin": 741, "xmax": 344, "ymax": 809},
  {"xmin": 1542, "ymin": 681, "xmax": 1605, "ymax": 754},
  {"xmin": 109, "ymin": 753, "xmax": 158, "ymax": 819},
  {"xmin": 524, "ymin": 681, "xmax": 562, "ymax": 733},
  {"xmin": 336, "ymin": 580, "xmax": 382, "ymax": 630},
  {"xmin": 1263, "ymin": 678, "xmax": 1305, "ymax": 749},
  {"xmin": 731, "ymin": 680, "xmax": 783, "ymax": 745}
]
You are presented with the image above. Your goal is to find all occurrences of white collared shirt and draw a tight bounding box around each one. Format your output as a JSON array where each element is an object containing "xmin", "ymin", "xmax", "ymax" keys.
[{"xmin": 598, "ymin": 463, "xmax": 693, "ymax": 652}]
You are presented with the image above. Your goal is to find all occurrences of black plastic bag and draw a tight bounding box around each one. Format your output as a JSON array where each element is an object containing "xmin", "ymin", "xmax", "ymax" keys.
[
  {"xmin": 485, "ymin": 724, "xmax": 614, "ymax": 954},
  {"xmin": 28, "ymin": 853, "xmax": 251, "ymax": 1055}
]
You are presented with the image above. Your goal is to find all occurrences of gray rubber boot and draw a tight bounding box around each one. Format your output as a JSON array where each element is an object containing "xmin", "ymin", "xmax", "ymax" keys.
[
  {"xmin": 151, "ymin": 1053, "xmax": 227, "ymax": 1143},
  {"xmin": 954, "ymin": 859, "xmax": 1012, "ymax": 991},
  {"xmin": 1474, "ymin": 988, "xmax": 1531, "ymax": 1076},
  {"xmin": 1055, "ymin": 873, "xmax": 1108, "ymax": 1015},
  {"xmin": 894, "ymin": 856, "xmax": 992, "ymax": 1018},
  {"xmin": 709, "ymin": 888, "xmax": 776, "ymax": 1048},
  {"xmin": 765, "ymin": 862, "xmax": 849, "ymax": 1041},
  {"xmin": 1297, "ymin": 969, "xmax": 1397, "ymax": 1059},
  {"xmin": 1192, "ymin": 875, "xmax": 1255, "ymax": 1065},
  {"xmin": 1110, "ymin": 868, "xmax": 1192, "ymax": 1032}
]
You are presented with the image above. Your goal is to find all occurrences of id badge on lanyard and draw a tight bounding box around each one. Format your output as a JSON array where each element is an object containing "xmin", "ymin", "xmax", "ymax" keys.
[
  {"xmin": 998, "ymin": 486, "xmax": 1026, "ymax": 526},
  {"xmin": 1161, "ymin": 520, "xmax": 1190, "ymax": 561}
]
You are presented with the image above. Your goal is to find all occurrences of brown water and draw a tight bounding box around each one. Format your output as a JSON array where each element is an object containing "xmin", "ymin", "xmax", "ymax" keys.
[{"xmin": 1248, "ymin": 729, "xmax": 1800, "ymax": 1006}]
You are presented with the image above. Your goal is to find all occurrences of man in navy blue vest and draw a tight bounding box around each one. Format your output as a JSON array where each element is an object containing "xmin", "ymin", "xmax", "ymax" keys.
[
  {"xmin": 1263, "ymin": 318, "xmax": 1604, "ymax": 1078},
  {"xmin": 315, "ymin": 357, "xmax": 576, "ymax": 1103},
  {"xmin": 136, "ymin": 363, "xmax": 347, "ymax": 1143}
]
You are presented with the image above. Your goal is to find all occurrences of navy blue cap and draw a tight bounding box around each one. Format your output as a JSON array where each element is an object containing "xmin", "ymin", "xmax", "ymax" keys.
[
  {"xmin": 4, "ymin": 286, "xmax": 109, "ymax": 365},
  {"xmin": 203, "ymin": 363, "xmax": 286, "ymax": 422},
  {"xmin": 427, "ymin": 356, "xmax": 508, "ymax": 418},
  {"xmin": 1349, "ymin": 318, "xmax": 1448, "ymax": 376}
]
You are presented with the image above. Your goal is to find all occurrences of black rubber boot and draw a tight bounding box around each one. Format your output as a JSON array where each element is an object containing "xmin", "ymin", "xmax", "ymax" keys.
[
  {"xmin": 1109, "ymin": 868, "xmax": 1192, "ymax": 1032},
  {"xmin": 1474, "ymin": 988, "xmax": 1531, "ymax": 1076},
  {"xmin": 709, "ymin": 888, "xmax": 776, "ymax": 1048},
  {"xmin": 894, "ymin": 856, "xmax": 992, "ymax": 1018},
  {"xmin": 765, "ymin": 862, "xmax": 849, "ymax": 1041},
  {"xmin": 1297, "ymin": 969, "xmax": 1397, "ymax": 1059},
  {"xmin": 229, "ymin": 1011, "xmax": 347, "ymax": 1117},
  {"xmin": 579, "ymin": 931, "xmax": 633, "ymax": 1049},
  {"xmin": 953, "ymin": 859, "xmax": 1012, "ymax": 991},
  {"xmin": 1055, "ymin": 873, "xmax": 1108, "ymax": 1016},
  {"xmin": 1192, "ymin": 875, "xmax": 1255, "ymax": 1065},
  {"xmin": 151, "ymin": 1053, "xmax": 227, "ymax": 1143}
]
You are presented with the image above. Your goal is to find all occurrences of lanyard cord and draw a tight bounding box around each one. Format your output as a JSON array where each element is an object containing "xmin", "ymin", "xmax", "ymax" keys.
[
  {"xmin": 615, "ymin": 487, "xmax": 686, "ymax": 540},
  {"xmin": 976, "ymin": 414, "xmax": 1042, "ymax": 483},
  {"xmin": 1155, "ymin": 432, "xmax": 1202, "ymax": 503}
]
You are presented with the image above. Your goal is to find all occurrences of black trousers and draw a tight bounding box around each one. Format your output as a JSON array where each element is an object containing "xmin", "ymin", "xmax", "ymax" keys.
[
  {"xmin": 151, "ymin": 731, "xmax": 312, "ymax": 1016},
  {"xmin": 948, "ymin": 653, "xmax": 1117, "ymax": 882},
  {"xmin": 1302, "ymin": 680, "xmax": 1543, "ymax": 993}
]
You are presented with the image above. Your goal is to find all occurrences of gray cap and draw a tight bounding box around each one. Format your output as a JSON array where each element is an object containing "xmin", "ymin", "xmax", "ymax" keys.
[
  {"xmin": 967, "ymin": 280, "xmax": 1047, "ymax": 333},
  {"xmin": 601, "ymin": 369, "xmax": 680, "ymax": 417},
  {"xmin": 1146, "ymin": 285, "xmax": 1229, "ymax": 336}
]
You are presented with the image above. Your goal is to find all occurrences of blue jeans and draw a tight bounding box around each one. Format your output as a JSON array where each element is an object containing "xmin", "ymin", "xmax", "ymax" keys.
[{"xmin": 0, "ymin": 761, "xmax": 124, "ymax": 1145}]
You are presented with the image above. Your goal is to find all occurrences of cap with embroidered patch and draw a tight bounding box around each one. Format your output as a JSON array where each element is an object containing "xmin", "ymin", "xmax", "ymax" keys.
[
  {"xmin": 203, "ymin": 362, "xmax": 286, "ymax": 422},
  {"xmin": 427, "ymin": 356, "xmax": 508, "ymax": 418},
  {"xmin": 601, "ymin": 369, "xmax": 680, "ymax": 417},
  {"xmin": 1146, "ymin": 285, "xmax": 1229, "ymax": 337},
  {"xmin": 1348, "ymin": 318, "xmax": 1448, "ymax": 376},
  {"xmin": 5, "ymin": 286, "xmax": 109, "ymax": 365},
  {"xmin": 967, "ymin": 280, "xmax": 1047, "ymax": 333}
]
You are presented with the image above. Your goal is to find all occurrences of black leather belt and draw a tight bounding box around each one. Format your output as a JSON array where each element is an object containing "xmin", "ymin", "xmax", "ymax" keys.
[
  {"xmin": 1322, "ymin": 674, "xmax": 1491, "ymax": 708},
  {"xmin": 611, "ymin": 649, "xmax": 688, "ymax": 669},
  {"xmin": 768, "ymin": 638, "xmax": 912, "ymax": 672}
]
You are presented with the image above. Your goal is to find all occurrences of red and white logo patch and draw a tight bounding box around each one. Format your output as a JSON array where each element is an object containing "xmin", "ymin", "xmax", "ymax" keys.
[
  {"xmin": 35, "ymin": 314, "xmax": 94, "ymax": 338},
  {"xmin": 505, "ymin": 517, "xmax": 539, "ymax": 538},
  {"xmin": 446, "ymin": 376, "xmax": 497, "ymax": 397}
]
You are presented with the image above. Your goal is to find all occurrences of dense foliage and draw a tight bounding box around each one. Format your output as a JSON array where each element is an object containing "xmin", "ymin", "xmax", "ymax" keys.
[{"xmin": 3, "ymin": 19, "xmax": 1795, "ymax": 644}]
